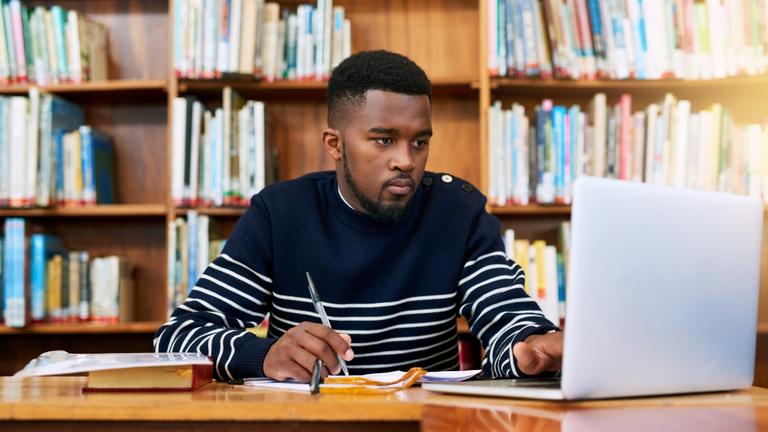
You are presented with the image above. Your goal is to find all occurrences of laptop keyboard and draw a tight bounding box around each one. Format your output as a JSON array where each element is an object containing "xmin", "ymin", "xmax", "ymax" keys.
[{"xmin": 502, "ymin": 378, "xmax": 562, "ymax": 388}]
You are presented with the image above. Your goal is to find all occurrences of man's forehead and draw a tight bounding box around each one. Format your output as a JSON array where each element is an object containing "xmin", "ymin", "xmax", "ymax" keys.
[{"xmin": 354, "ymin": 90, "xmax": 431, "ymax": 122}]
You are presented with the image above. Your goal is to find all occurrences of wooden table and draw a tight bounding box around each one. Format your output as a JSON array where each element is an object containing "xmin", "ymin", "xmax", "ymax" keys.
[{"xmin": 1, "ymin": 377, "xmax": 767, "ymax": 431}]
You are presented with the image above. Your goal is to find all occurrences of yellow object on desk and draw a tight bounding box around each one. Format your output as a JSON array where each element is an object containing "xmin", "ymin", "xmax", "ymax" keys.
[{"xmin": 319, "ymin": 367, "xmax": 428, "ymax": 395}]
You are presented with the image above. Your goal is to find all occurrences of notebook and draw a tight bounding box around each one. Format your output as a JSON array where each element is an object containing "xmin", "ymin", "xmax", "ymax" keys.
[{"xmin": 424, "ymin": 177, "xmax": 763, "ymax": 400}]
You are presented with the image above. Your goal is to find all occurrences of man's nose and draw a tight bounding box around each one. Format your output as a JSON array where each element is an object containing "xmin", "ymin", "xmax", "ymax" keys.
[{"xmin": 389, "ymin": 141, "xmax": 415, "ymax": 171}]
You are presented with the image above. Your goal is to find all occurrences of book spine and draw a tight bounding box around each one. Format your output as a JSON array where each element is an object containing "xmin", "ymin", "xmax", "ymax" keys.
[
  {"xmin": 25, "ymin": 87, "xmax": 39, "ymax": 207},
  {"xmin": 78, "ymin": 251, "xmax": 89, "ymax": 321},
  {"xmin": 9, "ymin": 0, "xmax": 26, "ymax": 82},
  {"xmin": 79, "ymin": 126, "xmax": 96, "ymax": 205},
  {"xmin": 29, "ymin": 234, "xmax": 46, "ymax": 322}
]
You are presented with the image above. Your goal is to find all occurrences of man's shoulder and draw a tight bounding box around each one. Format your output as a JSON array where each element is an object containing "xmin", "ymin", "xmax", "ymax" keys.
[
  {"xmin": 421, "ymin": 172, "xmax": 486, "ymax": 209},
  {"xmin": 257, "ymin": 171, "xmax": 334, "ymax": 201}
]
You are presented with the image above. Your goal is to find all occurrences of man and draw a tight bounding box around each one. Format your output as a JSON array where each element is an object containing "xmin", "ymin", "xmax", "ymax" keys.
[{"xmin": 155, "ymin": 50, "xmax": 563, "ymax": 382}]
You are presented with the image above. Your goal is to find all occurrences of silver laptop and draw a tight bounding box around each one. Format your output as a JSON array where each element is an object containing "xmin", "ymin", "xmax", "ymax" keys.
[{"xmin": 424, "ymin": 176, "xmax": 763, "ymax": 400}]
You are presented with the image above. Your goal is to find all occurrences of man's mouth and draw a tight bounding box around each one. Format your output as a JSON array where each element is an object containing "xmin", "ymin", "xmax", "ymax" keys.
[{"xmin": 384, "ymin": 178, "xmax": 414, "ymax": 196}]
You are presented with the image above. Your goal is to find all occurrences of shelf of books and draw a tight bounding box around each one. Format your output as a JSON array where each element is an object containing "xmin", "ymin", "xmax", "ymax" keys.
[
  {"xmin": 0, "ymin": 79, "xmax": 167, "ymax": 95},
  {"xmin": 178, "ymin": 78, "xmax": 478, "ymax": 99},
  {"xmin": 175, "ymin": 207, "xmax": 247, "ymax": 217},
  {"xmin": 0, "ymin": 321, "xmax": 163, "ymax": 335},
  {"xmin": 480, "ymin": 0, "xmax": 768, "ymax": 384},
  {"xmin": 0, "ymin": 204, "xmax": 167, "ymax": 218}
]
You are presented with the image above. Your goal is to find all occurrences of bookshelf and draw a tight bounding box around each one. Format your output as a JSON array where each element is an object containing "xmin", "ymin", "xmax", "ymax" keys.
[
  {"xmin": 1, "ymin": 0, "xmax": 766, "ymax": 388},
  {"xmin": 0, "ymin": 321, "xmax": 163, "ymax": 335},
  {"xmin": 0, "ymin": 204, "xmax": 166, "ymax": 218}
]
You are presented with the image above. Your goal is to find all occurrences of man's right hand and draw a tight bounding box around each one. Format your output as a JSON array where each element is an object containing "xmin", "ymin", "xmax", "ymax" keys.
[{"xmin": 263, "ymin": 322, "xmax": 354, "ymax": 382}]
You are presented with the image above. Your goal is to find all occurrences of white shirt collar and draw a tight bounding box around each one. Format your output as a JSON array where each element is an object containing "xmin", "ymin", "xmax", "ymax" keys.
[{"xmin": 337, "ymin": 186, "xmax": 356, "ymax": 210}]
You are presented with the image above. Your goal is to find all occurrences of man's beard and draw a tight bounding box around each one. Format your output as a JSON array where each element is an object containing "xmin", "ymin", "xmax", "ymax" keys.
[{"xmin": 342, "ymin": 146, "xmax": 412, "ymax": 225}]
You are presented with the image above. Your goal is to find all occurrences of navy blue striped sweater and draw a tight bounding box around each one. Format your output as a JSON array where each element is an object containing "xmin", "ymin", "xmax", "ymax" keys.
[{"xmin": 154, "ymin": 171, "xmax": 558, "ymax": 380}]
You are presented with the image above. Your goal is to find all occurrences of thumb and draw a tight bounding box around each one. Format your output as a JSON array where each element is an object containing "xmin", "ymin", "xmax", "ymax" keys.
[{"xmin": 512, "ymin": 341, "xmax": 543, "ymax": 376}]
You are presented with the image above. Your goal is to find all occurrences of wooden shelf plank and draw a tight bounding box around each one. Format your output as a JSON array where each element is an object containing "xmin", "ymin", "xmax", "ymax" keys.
[
  {"xmin": 0, "ymin": 321, "xmax": 163, "ymax": 335},
  {"xmin": 490, "ymin": 205, "xmax": 571, "ymax": 216},
  {"xmin": 491, "ymin": 75, "xmax": 768, "ymax": 93},
  {"xmin": 176, "ymin": 207, "xmax": 248, "ymax": 217},
  {"xmin": 0, "ymin": 204, "xmax": 166, "ymax": 217},
  {"xmin": 0, "ymin": 79, "xmax": 167, "ymax": 95},
  {"xmin": 178, "ymin": 78, "xmax": 477, "ymax": 97},
  {"xmin": 759, "ymin": 323, "xmax": 768, "ymax": 335}
]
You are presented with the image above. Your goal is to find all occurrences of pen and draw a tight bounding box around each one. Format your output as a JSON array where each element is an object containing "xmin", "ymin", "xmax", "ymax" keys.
[
  {"xmin": 306, "ymin": 271, "xmax": 350, "ymax": 376},
  {"xmin": 309, "ymin": 358, "xmax": 323, "ymax": 394}
]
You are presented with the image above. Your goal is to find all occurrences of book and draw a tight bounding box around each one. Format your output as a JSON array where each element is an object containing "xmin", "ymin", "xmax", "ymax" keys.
[
  {"xmin": 14, "ymin": 351, "xmax": 213, "ymax": 392},
  {"xmin": 29, "ymin": 233, "xmax": 63, "ymax": 322},
  {"xmin": 79, "ymin": 126, "xmax": 116, "ymax": 204}
]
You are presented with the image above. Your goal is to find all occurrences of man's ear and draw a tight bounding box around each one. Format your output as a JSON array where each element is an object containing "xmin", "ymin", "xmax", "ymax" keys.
[{"xmin": 323, "ymin": 128, "xmax": 342, "ymax": 161}]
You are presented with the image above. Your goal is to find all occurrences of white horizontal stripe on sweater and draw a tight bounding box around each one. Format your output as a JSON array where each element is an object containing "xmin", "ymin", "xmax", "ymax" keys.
[
  {"xmin": 352, "ymin": 335, "xmax": 457, "ymax": 358},
  {"xmin": 350, "ymin": 324, "xmax": 456, "ymax": 347},
  {"xmin": 459, "ymin": 263, "xmax": 520, "ymax": 286},
  {"xmin": 487, "ymin": 318, "xmax": 540, "ymax": 355},
  {"xmin": 463, "ymin": 251, "xmax": 507, "ymax": 268},
  {"xmin": 190, "ymin": 286, "xmax": 266, "ymax": 318},
  {"xmin": 198, "ymin": 274, "xmax": 266, "ymax": 306},
  {"xmin": 460, "ymin": 274, "xmax": 521, "ymax": 304},
  {"xmin": 266, "ymin": 319, "xmax": 457, "ymax": 349},
  {"xmin": 463, "ymin": 284, "xmax": 526, "ymax": 319},
  {"xmin": 468, "ymin": 297, "xmax": 541, "ymax": 333},
  {"xmin": 220, "ymin": 253, "xmax": 273, "ymax": 284},
  {"xmin": 208, "ymin": 262, "xmax": 272, "ymax": 297},
  {"xmin": 348, "ymin": 342, "xmax": 457, "ymax": 370},
  {"xmin": 272, "ymin": 291, "xmax": 455, "ymax": 309},
  {"xmin": 475, "ymin": 309, "xmax": 545, "ymax": 340},
  {"xmin": 270, "ymin": 312, "xmax": 456, "ymax": 335},
  {"xmin": 271, "ymin": 300, "xmax": 456, "ymax": 322},
  {"xmin": 177, "ymin": 301, "xmax": 235, "ymax": 326}
]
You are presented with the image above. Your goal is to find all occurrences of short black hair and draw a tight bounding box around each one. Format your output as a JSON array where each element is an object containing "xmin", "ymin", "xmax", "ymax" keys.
[{"xmin": 327, "ymin": 50, "xmax": 432, "ymax": 127}]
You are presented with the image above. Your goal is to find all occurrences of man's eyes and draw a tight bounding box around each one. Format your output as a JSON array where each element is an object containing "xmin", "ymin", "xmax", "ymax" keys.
[{"xmin": 372, "ymin": 137, "xmax": 430, "ymax": 148}]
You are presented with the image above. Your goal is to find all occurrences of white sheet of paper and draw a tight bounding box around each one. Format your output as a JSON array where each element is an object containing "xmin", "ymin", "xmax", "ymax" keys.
[{"xmin": 243, "ymin": 369, "xmax": 481, "ymax": 392}]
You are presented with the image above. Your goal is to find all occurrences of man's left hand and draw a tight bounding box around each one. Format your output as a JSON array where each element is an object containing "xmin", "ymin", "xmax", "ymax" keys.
[{"xmin": 512, "ymin": 331, "xmax": 563, "ymax": 376}]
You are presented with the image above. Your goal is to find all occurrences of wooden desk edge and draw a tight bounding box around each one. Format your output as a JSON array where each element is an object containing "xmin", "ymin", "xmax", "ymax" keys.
[
  {"xmin": 0, "ymin": 378, "xmax": 426, "ymax": 422},
  {"xmin": 1, "ymin": 378, "xmax": 766, "ymax": 422}
]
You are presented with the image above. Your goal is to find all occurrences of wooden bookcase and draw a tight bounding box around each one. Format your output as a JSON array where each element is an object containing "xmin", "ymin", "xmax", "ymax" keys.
[{"xmin": 0, "ymin": 0, "xmax": 766, "ymax": 386}]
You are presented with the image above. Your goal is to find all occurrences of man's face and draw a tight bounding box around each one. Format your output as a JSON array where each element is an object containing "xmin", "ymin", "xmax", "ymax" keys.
[{"xmin": 334, "ymin": 90, "xmax": 432, "ymax": 223}]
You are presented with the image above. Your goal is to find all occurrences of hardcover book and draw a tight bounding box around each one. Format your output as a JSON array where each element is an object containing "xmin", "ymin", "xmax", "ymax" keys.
[{"xmin": 14, "ymin": 351, "xmax": 213, "ymax": 392}]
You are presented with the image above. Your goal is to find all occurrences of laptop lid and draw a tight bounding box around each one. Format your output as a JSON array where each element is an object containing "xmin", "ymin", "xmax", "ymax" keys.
[
  {"xmin": 562, "ymin": 177, "xmax": 763, "ymax": 399},
  {"xmin": 423, "ymin": 177, "xmax": 763, "ymax": 400}
]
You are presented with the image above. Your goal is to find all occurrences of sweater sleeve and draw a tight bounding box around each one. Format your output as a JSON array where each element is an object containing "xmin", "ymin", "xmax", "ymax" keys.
[
  {"xmin": 153, "ymin": 195, "xmax": 276, "ymax": 380},
  {"xmin": 458, "ymin": 203, "xmax": 559, "ymax": 378}
]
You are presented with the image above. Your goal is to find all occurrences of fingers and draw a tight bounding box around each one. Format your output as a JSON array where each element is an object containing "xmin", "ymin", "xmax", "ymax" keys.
[
  {"xmin": 307, "ymin": 323, "xmax": 355, "ymax": 360},
  {"xmin": 513, "ymin": 332, "xmax": 564, "ymax": 375},
  {"xmin": 262, "ymin": 322, "xmax": 354, "ymax": 382},
  {"xmin": 302, "ymin": 322, "xmax": 355, "ymax": 361},
  {"xmin": 512, "ymin": 341, "xmax": 542, "ymax": 376}
]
